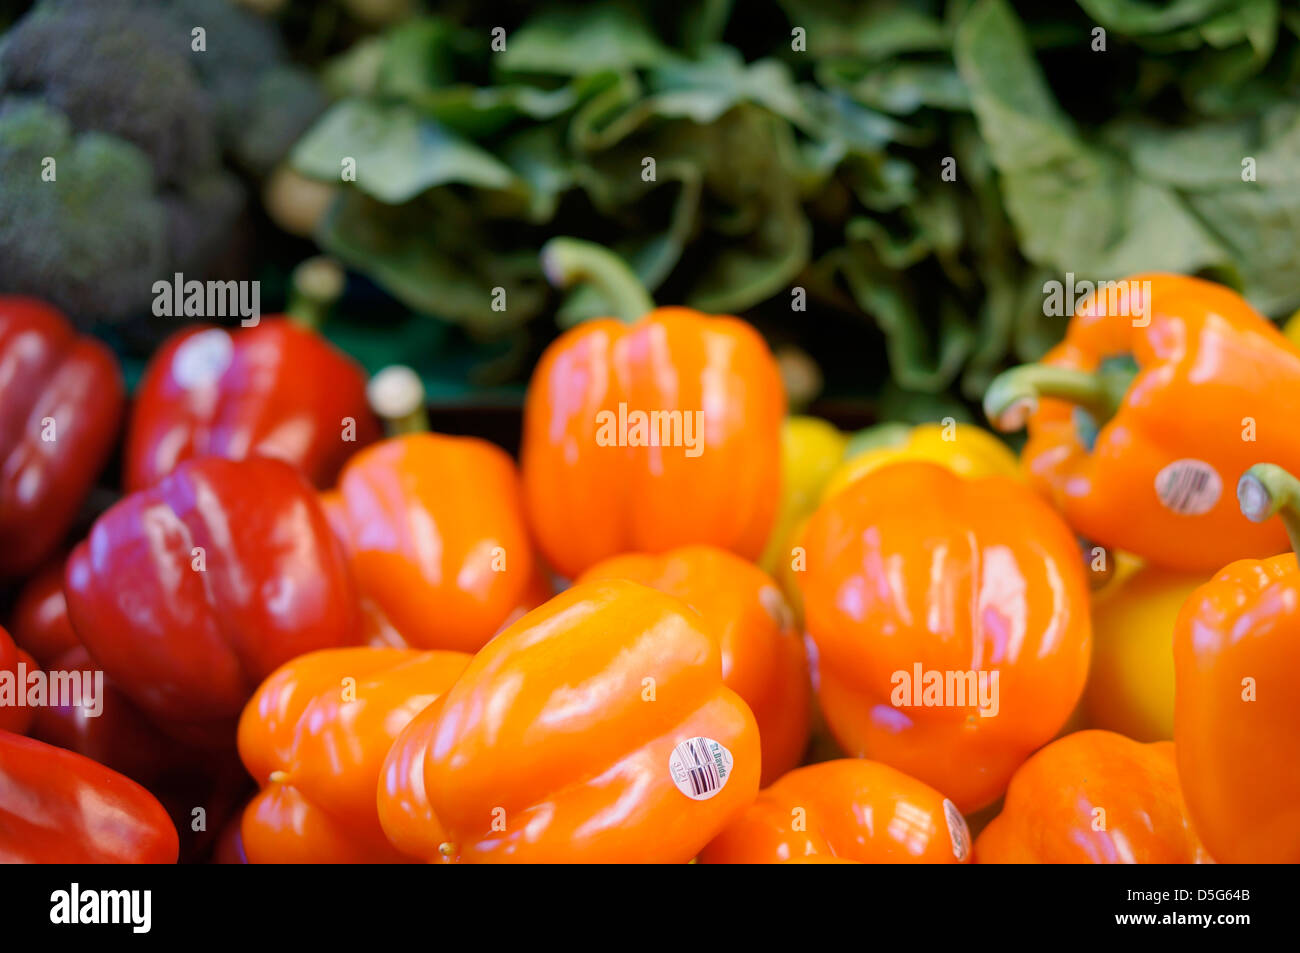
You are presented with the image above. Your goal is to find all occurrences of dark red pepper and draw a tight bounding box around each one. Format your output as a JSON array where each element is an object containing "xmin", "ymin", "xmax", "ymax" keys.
[
  {"xmin": 64, "ymin": 456, "xmax": 361, "ymax": 747},
  {"xmin": 0, "ymin": 729, "xmax": 179, "ymax": 863},
  {"xmin": 12, "ymin": 561, "xmax": 252, "ymax": 860},
  {"xmin": 124, "ymin": 318, "xmax": 380, "ymax": 492},
  {"xmin": 29, "ymin": 645, "xmax": 251, "ymax": 863},
  {"xmin": 0, "ymin": 626, "xmax": 35, "ymax": 736},
  {"xmin": 0, "ymin": 297, "xmax": 123, "ymax": 578},
  {"xmin": 9, "ymin": 556, "xmax": 80, "ymax": 668},
  {"xmin": 212, "ymin": 808, "xmax": 249, "ymax": 864}
]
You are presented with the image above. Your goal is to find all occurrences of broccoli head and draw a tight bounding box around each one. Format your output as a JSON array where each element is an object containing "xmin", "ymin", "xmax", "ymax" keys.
[
  {"xmin": 0, "ymin": 0, "xmax": 323, "ymax": 322},
  {"xmin": 0, "ymin": 0, "xmax": 222, "ymax": 186},
  {"xmin": 0, "ymin": 98, "xmax": 169, "ymax": 320}
]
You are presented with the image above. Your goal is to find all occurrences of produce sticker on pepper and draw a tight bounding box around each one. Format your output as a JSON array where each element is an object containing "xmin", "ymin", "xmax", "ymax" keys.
[{"xmin": 669, "ymin": 737, "xmax": 733, "ymax": 801}]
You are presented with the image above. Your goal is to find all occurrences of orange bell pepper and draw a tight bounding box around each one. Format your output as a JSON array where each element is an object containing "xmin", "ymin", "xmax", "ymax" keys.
[
  {"xmin": 1173, "ymin": 463, "xmax": 1300, "ymax": 862},
  {"xmin": 522, "ymin": 239, "xmax": 784, "ymax": 579},
  {"xmin": 699, "ymin": 759, "xmax": 970, "ymax": 864},
  {"xmin": 984, "ymin": 273, "xmax": 1300, "ymax": 572},
  {"xmin": 976, "ymin": 730, "xmax": 1210, "ymax": 863},
  {"xmin": 377, "ymin": 579, "xmax": 760, "ymax": 862},
  {"xmin": 798, "ymin": 461, "xmax": 1091, "ymax": 812},
  {"xmin": 237, "ymin": 646, "xmax": 470, "ymax": 863},
  {"xmin": 320, "ymin": 367, "xmax": 546, "ymax": 653},
  {"xmin": 578, "ymin": 545, "xmax": 810, "ymax": 785}
]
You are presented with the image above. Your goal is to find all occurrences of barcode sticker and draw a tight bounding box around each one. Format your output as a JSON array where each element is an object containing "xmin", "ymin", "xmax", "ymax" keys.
[
  {"xmin": 172, "ymin": 328, "xmax": 233, "ymax": 389},
  {"xmin": 942, "ymin": 798, "xmax": 970, "ymax": 861},
  {"xmin": 668, "ymin": 736, "xmax": 733, "ymax": 801},
  {"xmin": 1154, "ymin": 459, "xmax": 1222, "ymax": 515}
]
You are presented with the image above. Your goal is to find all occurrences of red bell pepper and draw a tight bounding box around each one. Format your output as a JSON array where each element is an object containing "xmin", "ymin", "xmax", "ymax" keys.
[
  {"xmin": 0, "ymin": 297, "xmax": 123, "ymax": 578},
  {"xmin": 64, "ymin": 456, "xmax": 361, "ymax": 747},
  {"xmin": 12, "ymin": 560, "xmax": 251, "ymax": 859},
  {"xmin": 9, "ymin": 556, "xmax": 80, "ymax": 668},
  {"xmin": 30, "ymin": 645, "xmax": 251, "ymax": 862},
  {"xmin": 0, "ymin": 626, "xmax": 35, "ymax": 735},
  {"xmin": 0, "ymin": 729, "xmax": 179, "ymax": 863},
  {"xmin": 124, "ymin": 262, "xmax": 380, "ymax": 493},
  {"xmin": 212, "ymin": 809, "xmax": 249, "ymax": 864},
  {"xmin": 29, "ymin": 646, "xmax": 185, "ymax": 784},
  {"xmin": 11, "ymin": 562, "xmax": 208, "ymax": 780}
]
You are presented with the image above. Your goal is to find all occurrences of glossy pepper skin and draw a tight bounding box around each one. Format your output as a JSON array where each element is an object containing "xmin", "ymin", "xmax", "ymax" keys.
[
  {"xmin": 25, "ymin": 645, "xmax": 254, "ymax": 861},
  {"xmin": 798, "ymin": 461, "xmax": 1092, "ymax": 813},
  {"xmin": 64, "ymin": 457, "xmax": 360, "ymax": 747},
  {"xmin": 0, "ymin": 626, "xmax": 36, "ymax": 735},
  {"xmin": 522, "ymin": 241, "xmax": 783, "ymax": 580},
  {"xmin": 10, "ymin": 560, "xmax": 212, "ymax": 784},
  {"xmin": 1084, "ymin": 564, "xmax": 1206, "ymax": 742},
  {"xmin": 10, "ymin": 581, "xmax": 250, "ymax": 861},
  {"xmin": 976, "ymin": 730, "xmax": 1210, "ymax": 863},
  {"xmin": 1173, "ymin": 463, "xmax": 1300, "ymax": 863},
  {"xmin": 523, "ymin": 308, "xmax": 784, "ymax": 579},
  {"xmin": 579, "ymin": 545, "xmax": 809, "ymax": 786},
  {"xmin": 124, "ymin": 319, "xmax": 380, "ymax": 493},
  {"xmin": 0, "ymin": 730, "xmax": 179, "ymax": 863},
  {"xmin": 237, "ymin": 646, "xmax": 470, "ymax": 863},
  {"xmin": 821, "ymin": 421, "xmax": 1020, "ymax": 503},
  {"xmin": 0, "ymin": 297, "xmax": 124, "ymax": 578},
  {"xmin": 985, "ymin": 274, "xmax": 1300, "ymax": 572},
  {"xmin": 700, "ymin": 759, "xmax": 970, "ymax": 864},
  {"xmin": 378, "ymin": 580, "xmax": 761, "ymax": 863},
  {"xmin": 320, "ymin": 433, "xmax": 542, "ymax": 653},
  {"xmin": 775, "ymin": 421, "xmax": 1020, "ymax": 622}
]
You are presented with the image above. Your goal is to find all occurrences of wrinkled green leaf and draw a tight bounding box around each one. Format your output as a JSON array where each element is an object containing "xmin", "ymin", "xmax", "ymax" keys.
[
  {"xmin": 777, "ymin": 0, "xmax": 952, "ymax": 59},
  {"xmin": 500, "ymin": 4, "xmax": 673, "ymax": 75},
  {"xmin": 956, "ymin": 0, "xmax": 1228, "ymax": 281},
  {"xmin": 315, "ymin": 189, "xmax": 547, "ymax": 333},
  {"xmin": 291, "ymin": 99, "xmax": 520, "ymax": 203}
]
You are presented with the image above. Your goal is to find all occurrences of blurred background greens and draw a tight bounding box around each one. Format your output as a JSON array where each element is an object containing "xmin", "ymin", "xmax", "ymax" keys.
[{"xmin": 2, "ymin": 0, "xmax": 1298, "ymax": 420}]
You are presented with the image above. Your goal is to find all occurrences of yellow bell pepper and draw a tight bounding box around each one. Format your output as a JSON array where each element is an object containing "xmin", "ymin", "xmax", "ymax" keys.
[
  {"xmin": 1286, "ymin": 308, "xmax": 1300, "ymax": 350},
  {"xmin": 759, "ymin": 416, "xmax": 847, "ymax": 577},
  {"xmin": 770, "ymin": 420, "xmax": 1019, "ymax": 620},
  {"xmin": 1083, "ymin": 563, "xmax": 1208, "ymax": 742},
  {"xmin": 819, "ymin": 421, "xmax": 1020, "ymax": 503}
]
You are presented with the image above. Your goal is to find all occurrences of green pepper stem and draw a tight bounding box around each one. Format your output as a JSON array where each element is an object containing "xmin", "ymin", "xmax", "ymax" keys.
[
  {"xmin": 1238, "ymin": 464, "xmax": 1300, "ymax": 557},
  {"xmin": 286, "ymin": 256, "xmax": 345, "ymax": 332},
  {"xmin": 983, "ymin": 364, "xmax": 1125, "ymax": 433},
  {"xmin": 367, "ymin": 365, "xmax": 429, "ymax": 436},
  {"xmin": 540, "ymin": 237, "xmax": 653, "ymax": 323}
]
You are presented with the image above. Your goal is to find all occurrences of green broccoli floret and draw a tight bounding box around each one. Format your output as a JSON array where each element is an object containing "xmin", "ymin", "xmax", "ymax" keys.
[
  {"xmin": 1, "ymin": 0, "xmax": 324, "ymax": 179},
  {"xmin": 0, "ymin": 98, "xmax": 169, "ymax": 320},
  {"xmin": 0, "ymin": 0, "xmax": 324, "ymax": 322},
  {"xmin": 0, "ymin": 0, "xmax": 222, "ymax": 186}
]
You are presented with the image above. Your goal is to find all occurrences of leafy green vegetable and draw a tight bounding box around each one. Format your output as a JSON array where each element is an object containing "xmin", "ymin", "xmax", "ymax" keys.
[{"xmin": 285, "ymin": 0, "xmax": 1300, "ymax": 411}]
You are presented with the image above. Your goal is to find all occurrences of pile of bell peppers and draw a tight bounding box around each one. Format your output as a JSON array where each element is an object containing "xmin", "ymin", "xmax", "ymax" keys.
[{"xmin": 2, "ymin": 247, "xmax": 1299, "ymax": 865}]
